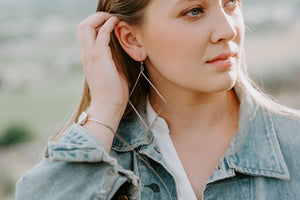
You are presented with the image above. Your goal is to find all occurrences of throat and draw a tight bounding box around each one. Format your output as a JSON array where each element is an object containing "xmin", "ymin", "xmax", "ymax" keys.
[{"xmin": 151, "ymin": 89, "xmax": 240, "ymax": 136}]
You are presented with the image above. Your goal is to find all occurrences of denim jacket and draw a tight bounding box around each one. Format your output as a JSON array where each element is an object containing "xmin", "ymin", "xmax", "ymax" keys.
[{"xmin": 16, "ymin": 90, "xmax": 300, "ymax": 200}]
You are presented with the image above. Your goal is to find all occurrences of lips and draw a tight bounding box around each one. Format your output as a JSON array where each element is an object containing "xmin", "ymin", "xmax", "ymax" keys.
[
  {"xmin": 206, "ymin": 52, "xmax": 237, "ymax": 68},
  {"xmin": 207, "ymin": 52, "xmax": 236, "ymax": 63}
]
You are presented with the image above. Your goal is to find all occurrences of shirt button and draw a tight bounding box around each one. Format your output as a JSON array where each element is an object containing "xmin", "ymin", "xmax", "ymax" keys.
[{"xmin": 117, "ymin": 195, "xmax": 129, "ymax": 200}]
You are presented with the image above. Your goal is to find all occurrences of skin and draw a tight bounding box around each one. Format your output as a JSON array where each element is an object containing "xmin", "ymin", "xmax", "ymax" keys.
[
  {"xmin": 142, "ymin": 0, "xmax": 244, "ymax": 95},
  {"xmin": 77, "ymin": 13, "xmax": 126, "ymax": 152},
  {"xmin": 77, "ymin": 0, "xmax": 244, "ymax": 198},
  {"xmin": 132, "ymin": 1, "xmax": 244, "ymax": 197}
]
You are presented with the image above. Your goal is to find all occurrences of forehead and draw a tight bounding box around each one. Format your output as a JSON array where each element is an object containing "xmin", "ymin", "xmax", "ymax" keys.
[
  {"xmin": 146, "ymin": 0, "xmax": 223, "ymax": 11},
  {"xmin": 145, "ymin": 0, "xmax": 241, "ymax": 15}
]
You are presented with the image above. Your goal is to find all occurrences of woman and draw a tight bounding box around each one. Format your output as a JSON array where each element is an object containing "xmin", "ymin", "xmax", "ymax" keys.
[{"xmin": 16, "ymin": 0, "xmax": 300, "ymax": 199}]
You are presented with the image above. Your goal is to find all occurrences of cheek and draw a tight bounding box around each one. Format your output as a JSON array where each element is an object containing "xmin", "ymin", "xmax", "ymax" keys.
[
  {"xmin": 142, "ymin": 20, "xmax": 208, "ymax": 71},
  {"xmin": 235, "ymin": 9, "xmax": 245, "ymax": 43},
  {"xmin": 234, "ymin": 11, "xmax": 245, "ymax": 63}
]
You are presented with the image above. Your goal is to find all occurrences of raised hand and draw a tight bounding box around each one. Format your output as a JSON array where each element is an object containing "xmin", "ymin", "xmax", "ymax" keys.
[{"xmin": 76, "ymin": 12, "xmax": 129, "ymax": 151}]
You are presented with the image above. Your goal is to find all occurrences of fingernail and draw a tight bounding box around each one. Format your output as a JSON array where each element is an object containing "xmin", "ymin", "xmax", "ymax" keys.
[{"xmin": 112, "ymin": 16, "xmax": 119, "ymax": 22}]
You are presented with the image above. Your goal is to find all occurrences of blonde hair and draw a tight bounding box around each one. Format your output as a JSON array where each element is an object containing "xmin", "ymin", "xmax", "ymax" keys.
[
  {"xmin": 236, "ymin": 50, "xmax": 299, "ymax": 117},
  {"xmin": 52, "ymin": 0, "xmax": 299, "ymax": 141}
]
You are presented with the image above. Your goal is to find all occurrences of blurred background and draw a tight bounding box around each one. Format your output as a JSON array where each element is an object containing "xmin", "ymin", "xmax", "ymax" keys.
[{"xmin": 0, "ymin": 0, "xmax": 299, "ymax": 199}]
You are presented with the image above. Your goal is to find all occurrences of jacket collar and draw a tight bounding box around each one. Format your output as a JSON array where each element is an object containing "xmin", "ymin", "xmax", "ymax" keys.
[
  {"xmin": 223, "ymin": 89, "xmax": 290, "ymax": 180},
  {"xmin": 112, "ymin": 87, "xmax": 290, "ymax": 180},
  {"xmin": 112, "ymin": 110, "xmax": 153, "ymax": 151}
]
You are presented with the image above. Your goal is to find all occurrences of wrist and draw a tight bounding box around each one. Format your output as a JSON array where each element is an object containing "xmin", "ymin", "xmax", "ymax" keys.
[
  {"xmin": 90, "ymin": 99, "xmax": 127, "ymax": 114},
  {"xmin": 86, "ymin": 104, "xmax": 125, "ymax": 131}
]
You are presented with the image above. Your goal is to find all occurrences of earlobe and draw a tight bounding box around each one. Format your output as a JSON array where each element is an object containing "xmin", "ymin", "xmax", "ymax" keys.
[{"xmin": 114, "ymin": 21, "xmax": 147, "ymax": 61}]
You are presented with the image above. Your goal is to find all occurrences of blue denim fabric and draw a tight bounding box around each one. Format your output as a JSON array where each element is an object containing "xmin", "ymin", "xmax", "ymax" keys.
[{"xmin": 16, "ymin": 91, "xmax": 300, "ymax": 200}]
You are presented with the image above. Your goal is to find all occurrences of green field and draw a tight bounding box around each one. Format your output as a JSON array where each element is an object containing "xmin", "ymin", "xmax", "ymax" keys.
[{"xmin": 0, "ymin": 70, "xmax": 84, "ymax": 139}]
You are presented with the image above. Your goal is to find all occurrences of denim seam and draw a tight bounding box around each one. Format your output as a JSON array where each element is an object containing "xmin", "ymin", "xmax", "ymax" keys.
[
  {"xmin": 66, "ymin": 124, "xmax": 102, "ymax": 147},
  {"xmin": 95, "ymin": 173, "xmax": 121, "ymax": 200},
  {"xmin": 231, "ymin": 165, "xmax": 287, "ymax": 175},
  {"xmin": 112, "ymin": 133, "xmax": 154, "ymax": 152},
  {"xmin": 264, "ymin": 109, "xmax": 284, "ymax": 172}
]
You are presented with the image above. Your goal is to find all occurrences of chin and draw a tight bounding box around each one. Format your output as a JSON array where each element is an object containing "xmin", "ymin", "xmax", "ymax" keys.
[
  {"xmin": 218, "ymin": 80, "xmax": 236, "ymax": 92},
  {"xmin": 205, "ymin": 72, "xmax": 238, "ymax": 93}
]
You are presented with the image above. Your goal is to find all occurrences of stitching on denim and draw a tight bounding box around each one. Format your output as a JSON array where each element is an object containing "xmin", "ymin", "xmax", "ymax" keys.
[
  {"xmin": 228, "ymin": 109, "xmax": 287, "ymax": 175},
  {"xmin": 111, "ymin": 130, "xmax": 154, "ymax": 152},
  {"xmin": 231, "ymin": 165, "xmax": 287, "ymax": 175},
  {"xmin": 95, "ymin": 173, "xmax": 120, "ymax": 200},
  {"xmin": 264, "ymin": 109, "xmax": 287, "ymax": 173}
]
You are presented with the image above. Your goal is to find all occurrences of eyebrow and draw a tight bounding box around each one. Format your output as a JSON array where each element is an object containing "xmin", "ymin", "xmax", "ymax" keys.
[{"xmin": 173, "ymin": 0, "xmax": 202, "ymax": 6}]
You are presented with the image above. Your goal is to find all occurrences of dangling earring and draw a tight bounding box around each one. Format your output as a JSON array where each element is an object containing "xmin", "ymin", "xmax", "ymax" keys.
[
  {"xmin": 128, "ymin": 61, "xmax": 166, "ymax": 130},
  {"xmin": 126, "ymin": 62, "xmax": 172, "ymax": 199}
]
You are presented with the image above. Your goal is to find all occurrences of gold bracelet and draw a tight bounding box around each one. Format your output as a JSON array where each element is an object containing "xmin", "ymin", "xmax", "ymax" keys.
[
  {"xmin": 87, "ymin": 117, "xmax": 116, "ymax": 135},
  {"xmin": 78, "ymin": 111, "xmax": 116, "ymax": 135}
]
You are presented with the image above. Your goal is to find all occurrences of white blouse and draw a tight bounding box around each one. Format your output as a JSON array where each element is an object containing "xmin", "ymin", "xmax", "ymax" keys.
[{"xmin": 146, "ymin": 99, "xmax": 197, "ymax": 200}]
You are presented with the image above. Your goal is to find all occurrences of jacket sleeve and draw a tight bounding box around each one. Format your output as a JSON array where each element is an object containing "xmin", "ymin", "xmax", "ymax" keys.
[{"xmin": 15, "ymin": 124, "xmax": 141, "ymax": 200}]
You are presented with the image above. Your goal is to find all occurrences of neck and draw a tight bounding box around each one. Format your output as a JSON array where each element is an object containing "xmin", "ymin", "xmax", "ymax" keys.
[{"xmin": 149, "ymin": 88, "xmax": 240, "ymax": 137}]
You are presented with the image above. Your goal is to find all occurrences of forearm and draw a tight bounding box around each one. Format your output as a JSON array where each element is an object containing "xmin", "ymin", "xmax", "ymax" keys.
[{"xmin": 83, "ymin": 104, "xmax": 124, "ymax": 154}]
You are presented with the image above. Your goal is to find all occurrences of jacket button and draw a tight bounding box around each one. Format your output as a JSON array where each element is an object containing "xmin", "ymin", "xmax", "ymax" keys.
[{"xmin": 117, "ymin": 195, "xmax": 129, "ymax": 200}]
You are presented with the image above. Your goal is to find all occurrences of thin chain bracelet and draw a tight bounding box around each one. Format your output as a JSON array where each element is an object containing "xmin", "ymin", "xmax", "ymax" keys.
[
  {"xmin": 78, "ymin": 111, "xmax": 116, "ymax": 134},
  {"xmin": 87, "ymin": 117, "xmax": 116, "ymax": 134}
]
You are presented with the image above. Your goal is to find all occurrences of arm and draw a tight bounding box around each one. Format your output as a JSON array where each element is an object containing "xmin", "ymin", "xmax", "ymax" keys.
[
  {"xmin": 16, "ymin": 12, "xmax": 137, "ymax": 200},
  {"xmin": 16, "ymin": 124, "xmax": 141, "ymax": 200},
  {"xmin": 76, "ymin": 12, "xmax": 129, "ymax": 153}
]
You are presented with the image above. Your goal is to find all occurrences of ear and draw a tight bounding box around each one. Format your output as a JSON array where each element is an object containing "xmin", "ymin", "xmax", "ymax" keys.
[{"xmin": 114, "ymin": 21, "xmax": 147, "ymax": 61}]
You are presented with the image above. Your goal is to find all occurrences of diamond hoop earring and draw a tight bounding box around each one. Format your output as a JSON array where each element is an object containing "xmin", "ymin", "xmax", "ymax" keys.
[{"xmin": 128, "ymin": 61, "xmax": 166, "ymax": 130}]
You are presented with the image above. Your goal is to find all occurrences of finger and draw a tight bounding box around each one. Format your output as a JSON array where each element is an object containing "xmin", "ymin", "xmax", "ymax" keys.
[
  {"xmin": 77, "ymin": 12, "xmax": 112, "ymax": 49},
  {"xmin": 83, "ymin": 12, "xmax": 113, "ymax": 29},
  {"xmin": 96, "ymin": 16, "xmax": 119, "ymax": 46}
]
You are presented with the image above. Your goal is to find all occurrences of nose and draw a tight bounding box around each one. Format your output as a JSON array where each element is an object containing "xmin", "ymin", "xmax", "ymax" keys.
[{"xmin": 210, "ymin": 8, "xmax": 237, "ymax": 44}]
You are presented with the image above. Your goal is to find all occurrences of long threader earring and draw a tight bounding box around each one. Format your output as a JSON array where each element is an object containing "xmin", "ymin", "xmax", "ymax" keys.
[{"xmin": 128, "ymin": 61, "xmax": 167, "ymax": 130}]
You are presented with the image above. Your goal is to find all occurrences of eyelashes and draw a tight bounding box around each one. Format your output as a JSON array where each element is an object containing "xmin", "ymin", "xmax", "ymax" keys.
[
  {"xmin": 183, "ymin": 7, "xmax": 204, "ymax": 18},
  {"xmin": 181, "ymin": 0, "xmax": 239, "ymax": 19}
]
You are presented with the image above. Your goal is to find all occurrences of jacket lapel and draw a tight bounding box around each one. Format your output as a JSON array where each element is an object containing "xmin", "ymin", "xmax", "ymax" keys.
[
  {"xmin": 221, "ymin": 90, "xmax": 290, "ymax": 181},
  {"xmin": 225, "ymin": 105, "xmax": 290, "ymax": 180}
]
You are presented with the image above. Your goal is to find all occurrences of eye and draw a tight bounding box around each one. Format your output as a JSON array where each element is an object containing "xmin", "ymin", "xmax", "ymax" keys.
[
  {"xmin": 183, "ymin": 7, "xmax": 204, "ymax": 17},
  {"xmin": 224, "ymin": 0, "xmax": 237, "ymax": 7}
]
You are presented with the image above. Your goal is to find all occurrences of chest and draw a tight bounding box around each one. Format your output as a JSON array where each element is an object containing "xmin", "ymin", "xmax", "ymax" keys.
[{"xmin": 171, "ymin": 132, "xmax": 235, "ymax": 199}]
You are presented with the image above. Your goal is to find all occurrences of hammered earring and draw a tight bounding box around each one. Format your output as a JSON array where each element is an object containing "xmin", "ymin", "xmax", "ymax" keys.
[{"xmin": 128, "ymin": 61, "xmax": 166, "ymax": 130}]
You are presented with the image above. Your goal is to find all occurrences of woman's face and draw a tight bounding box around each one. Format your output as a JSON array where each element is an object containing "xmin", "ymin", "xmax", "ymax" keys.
[{"xmin": 139, "ymin": 0, "xmax": 245, "ymax": 95}]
